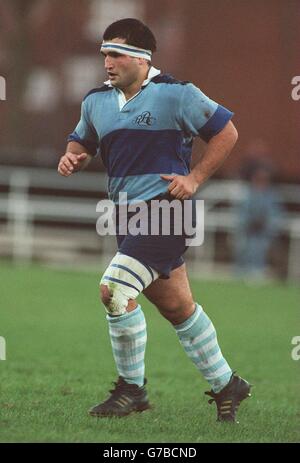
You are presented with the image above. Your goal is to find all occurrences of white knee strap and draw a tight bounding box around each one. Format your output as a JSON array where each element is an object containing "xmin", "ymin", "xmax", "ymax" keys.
[{"xmin": 100, "ymin": 252, "xmax": 159, "ymax": 315}]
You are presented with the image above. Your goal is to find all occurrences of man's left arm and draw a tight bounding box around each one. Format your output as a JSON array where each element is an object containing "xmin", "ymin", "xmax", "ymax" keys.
[{"xmin": 161, "ymin": 120, "xmax": 238, "ymax": 199}]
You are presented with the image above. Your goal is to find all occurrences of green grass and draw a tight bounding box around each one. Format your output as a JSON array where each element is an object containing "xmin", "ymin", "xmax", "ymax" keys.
[{"xmin": 0, "ymin": 261, "xmax": 299, "ymax": 442}]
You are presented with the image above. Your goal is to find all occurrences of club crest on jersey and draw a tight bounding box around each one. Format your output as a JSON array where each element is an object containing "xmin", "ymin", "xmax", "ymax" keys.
[{"xmin": 133, "ymin": 111, "xmax": 156, "ymax": 126}]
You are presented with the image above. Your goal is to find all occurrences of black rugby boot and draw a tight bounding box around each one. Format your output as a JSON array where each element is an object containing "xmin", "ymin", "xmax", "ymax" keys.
[
  {"xmin": 205, "ymin": 373, "xmax": 252, "ymax": 423},
  {"xmin": 89, "ymin": 376, "xmax": 150, "ymax": 417}
]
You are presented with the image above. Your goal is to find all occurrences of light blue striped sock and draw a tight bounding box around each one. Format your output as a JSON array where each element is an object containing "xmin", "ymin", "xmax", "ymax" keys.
[
  {"xmin": 107, "ymin": 305, "xmax": 146, "ymax": 387},
  {"xmin": 174, "ymin": 303, "xmax": 232, "ymax": 393}
]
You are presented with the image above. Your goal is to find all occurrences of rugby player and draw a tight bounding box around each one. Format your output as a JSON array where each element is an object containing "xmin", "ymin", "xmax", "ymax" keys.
[{"xmin": 58, "ymin": 18, "xmax": 251, "ymax": 422}]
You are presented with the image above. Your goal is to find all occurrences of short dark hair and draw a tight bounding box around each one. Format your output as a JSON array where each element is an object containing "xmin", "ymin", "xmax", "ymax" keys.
[{"xmin": 103, "ymin": 18, "xmax": 157, "ymax": 53}]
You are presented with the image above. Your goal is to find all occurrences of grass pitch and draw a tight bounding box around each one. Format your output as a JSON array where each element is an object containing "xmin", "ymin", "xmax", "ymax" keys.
[{"xmin": 0, "ymin": 261, "xmax": 299, "ymax": 443}]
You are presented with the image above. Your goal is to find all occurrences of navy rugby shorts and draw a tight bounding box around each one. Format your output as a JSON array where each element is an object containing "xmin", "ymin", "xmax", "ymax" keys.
[{"xmin": 115, "ymin": 193, "xmax": 197, "ymax": 279}]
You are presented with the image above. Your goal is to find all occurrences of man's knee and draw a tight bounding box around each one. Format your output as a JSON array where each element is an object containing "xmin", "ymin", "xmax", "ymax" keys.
[
  {"xmin": 100, "ymin": 284, "xmax": 112, "ymax": 307},
  {"xmin": 99, "ymin": 284, "xmax": 137, "ymax": 315},
  {"xmin": 156, "ymin": 299, "xmax": 195, "ymax": 324},
  {"xmin": 99, "ymin": 282, "xmax": 130, "ymax": 316},
  {"xmin": 99, "ymin": 252, "xmax": 158, "ymax": 316},
  {"xmin": 154, "ymin": 295, "xmax": 194, "ymax": 313}
]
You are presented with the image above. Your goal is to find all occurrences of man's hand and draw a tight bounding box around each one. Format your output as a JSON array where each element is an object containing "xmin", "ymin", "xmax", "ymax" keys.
[
  {"xmin": 160, "ymin": 173, "xmax": 200, "ymax": 200},
  {"xmin": 57, "ymin": 152, "xmax": 88, "ymax": 177}
]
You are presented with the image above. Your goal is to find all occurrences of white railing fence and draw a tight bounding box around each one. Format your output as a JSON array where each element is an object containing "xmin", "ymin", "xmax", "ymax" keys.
[{"xmin": 0, "ymin": 165, "xmax": 300, "ymax": 280}]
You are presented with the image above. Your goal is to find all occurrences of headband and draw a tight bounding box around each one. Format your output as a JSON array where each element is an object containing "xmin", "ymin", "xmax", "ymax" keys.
[{"xmin": 100, "ymin": 42, "xmax": 152, "ymax": 61}]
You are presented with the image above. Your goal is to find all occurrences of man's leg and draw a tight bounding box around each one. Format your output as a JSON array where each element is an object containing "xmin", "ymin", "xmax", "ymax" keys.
[
  {"xmin": 143, "ymin": 263, "xmax": 251, "ymax": 421},
  {"xmin": 89, "ymin": 252, "xmax": 158, "ymax": 417},
  {"xmin": 143, "ymin": 263, "xmax": 232, "ymax": 392}
]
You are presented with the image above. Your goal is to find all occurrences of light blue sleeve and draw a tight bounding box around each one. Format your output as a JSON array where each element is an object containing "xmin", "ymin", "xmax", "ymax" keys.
[
  {"xmin": 180, "ymin": 83, "xmax": 234, "ymax": 142},
  {"xmin": 67, "ymin": 98, "xmax": 99, "ymax": 156}
]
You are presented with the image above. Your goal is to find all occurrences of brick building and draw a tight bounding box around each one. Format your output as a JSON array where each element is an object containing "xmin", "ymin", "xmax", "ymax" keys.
[{"xmin": 0, "ymin": 0, "xmax": 299, "ymax": 181}]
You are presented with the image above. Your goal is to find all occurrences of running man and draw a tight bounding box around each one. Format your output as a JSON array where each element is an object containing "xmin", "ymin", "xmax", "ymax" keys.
[{"xmin": 58, "ymin": 18, "xmax": 251, "ymax": 422}]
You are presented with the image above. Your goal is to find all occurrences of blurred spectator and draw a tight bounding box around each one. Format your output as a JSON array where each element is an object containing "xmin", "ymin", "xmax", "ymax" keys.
[{"xmin": 234, "ymin": 163, "xmax": 283, "ymax": 279}]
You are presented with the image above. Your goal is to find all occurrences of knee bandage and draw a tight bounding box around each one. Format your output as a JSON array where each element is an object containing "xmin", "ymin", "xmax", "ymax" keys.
[{"xmin": 100, "ymin": 252, "xmax": 158, "ymax": 315}]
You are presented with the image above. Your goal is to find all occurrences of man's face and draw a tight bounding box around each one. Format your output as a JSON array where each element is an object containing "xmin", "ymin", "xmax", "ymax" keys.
[{"xmin": 101, "ymin": 38, "xmax": 141, "ymax": 89}]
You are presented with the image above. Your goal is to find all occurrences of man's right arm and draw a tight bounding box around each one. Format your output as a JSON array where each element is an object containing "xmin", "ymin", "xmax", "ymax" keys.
[{"xmin": 58, "ymin": 141, "xmax": 93, "ymax": 177}]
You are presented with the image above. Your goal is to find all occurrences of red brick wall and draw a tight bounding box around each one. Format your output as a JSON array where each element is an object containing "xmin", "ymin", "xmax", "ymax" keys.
[{"xmin": 1, "ymin": 0, "xmax": 299, "ymax": 180}]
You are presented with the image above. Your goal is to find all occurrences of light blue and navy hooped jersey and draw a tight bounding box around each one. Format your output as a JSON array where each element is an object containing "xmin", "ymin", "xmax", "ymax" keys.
[{"xmin": 68, "ymin": 67, "xmax": 234, "ymax": 204}]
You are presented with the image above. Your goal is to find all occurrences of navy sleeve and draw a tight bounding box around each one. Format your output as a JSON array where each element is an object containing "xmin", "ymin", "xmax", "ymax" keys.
[{"xmin": 180, "ymin": 83, "xmax": 234, "ymax": 142}]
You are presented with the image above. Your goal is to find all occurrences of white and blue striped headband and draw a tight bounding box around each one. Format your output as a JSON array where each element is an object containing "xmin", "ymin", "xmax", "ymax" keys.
[{"xmin": 100, "ymin": 42, "xmax": 152, "ymax": 61}]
